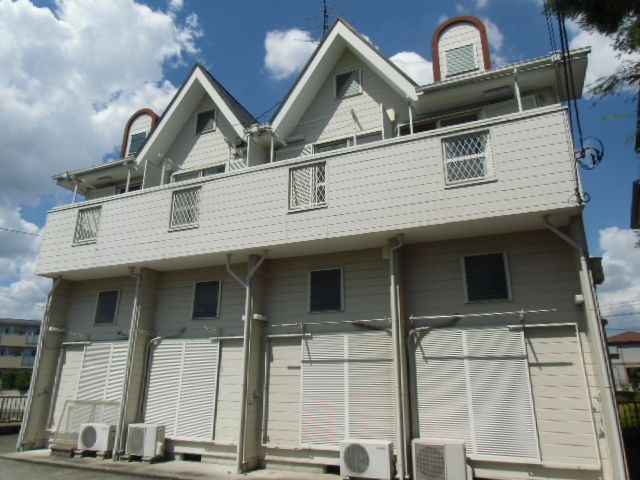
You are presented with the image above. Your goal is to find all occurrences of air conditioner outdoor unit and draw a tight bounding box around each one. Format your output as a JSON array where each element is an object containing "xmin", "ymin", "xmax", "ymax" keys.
[
  {"xmin": 412, "ymin": 438, "xmax": 468, "ymax": 480},
  {"xmin": 340, "ymin": 439, "xmax": 393, "ymax": 479},
  {"xmin": 77, "ymin": 423, "xmax": 116, "ymax": 452},
  {"xmin": 125, "ymin": 423, "xmax": 165, "ymax": 458}
]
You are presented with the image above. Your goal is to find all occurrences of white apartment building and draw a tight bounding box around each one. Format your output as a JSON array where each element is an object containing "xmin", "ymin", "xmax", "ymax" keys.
[{"xmin": 18, "ymin": 16, "xmax": 627, "ymax": 480}]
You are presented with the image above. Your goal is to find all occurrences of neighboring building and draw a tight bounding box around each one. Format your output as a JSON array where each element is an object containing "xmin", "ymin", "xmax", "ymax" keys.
[
  {"xmin": 19, "ymin": 16, "xmax": 628, "ymax": 480},
  {"xmin": 0, "ymin": 318, "xmax": 40, "ymax": 380},
  {"xmin": 608, "ymin": 331, "xmax": 640, "ymax": 391}
]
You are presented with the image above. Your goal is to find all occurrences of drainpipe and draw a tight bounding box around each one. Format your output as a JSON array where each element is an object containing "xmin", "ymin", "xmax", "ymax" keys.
[
  {"xmin": 389, "ymin": 236, "xmax": 408, "ymax": 479},
  {"xmin": 226, "ymin": 251, "xmax": 267, "ymax": 473},
  {"xmin": 17, "ymin": 276, "xmax": 62, "ymax": 451},
  {"xmin": 543, "ymin": 216, "xmax": 628, "ymax": 480},
  {"xmin": 513, "ymin": 68, "xmax": 523, "ymax": 112},
  {"xmin": 407, "ymin": 103, "xmax": 414, "ymax": 135},
  {"xmin": 112, "ymin": 267, "xmax": 144, "ymax": 460}
]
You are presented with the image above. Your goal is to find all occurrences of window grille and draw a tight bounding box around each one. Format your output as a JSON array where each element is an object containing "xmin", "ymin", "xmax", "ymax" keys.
[
  {"xmin": 289, "ymin": 163, "xmax": 326, "ymax": 210},
  {"xmin": 73, "ymin": 206, "xmax": 101, "ymax": 243},
  {"xmin": 170, "ymin": 188, "xmax": 200, "ymax": 228},
  {"xmin": 443, "ymin": 132, "xmax": 491, "ymax": 184},
  {"xmin": 445, "ymin": 44, "xmax": 477, "ymax": 76}
]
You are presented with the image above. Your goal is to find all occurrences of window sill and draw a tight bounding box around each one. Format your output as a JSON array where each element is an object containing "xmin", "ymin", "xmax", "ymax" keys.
[
  {"xmin": 465, "ymin": 297, "xmax": 513, "ymax": 304},
  {"xmin": 288, "ymin": 204, "xmax": 327, "ymax": 214},
  {"xmin": 168, "ymin": 224, "xmax": 199, "ymax": 232},
  {"xmin": 72, "ymin": 239, "xmax": 97, "ymax": 246},
  {"xmin": 444, "ymin": 176, "xmax": 497, "ymax": 189},
  {"xmin": 192, "ymin": 316, "xmax": 219, "ymax": 321},
  {"xmin": 195, "ymin": 128, "xmax": 216, "ymax": 136}
]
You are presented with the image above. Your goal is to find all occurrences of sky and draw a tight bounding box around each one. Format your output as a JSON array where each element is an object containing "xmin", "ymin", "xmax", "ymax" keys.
[{"xmin": 0, "ymin": 0, "xmax": 638, "ymax": 334}]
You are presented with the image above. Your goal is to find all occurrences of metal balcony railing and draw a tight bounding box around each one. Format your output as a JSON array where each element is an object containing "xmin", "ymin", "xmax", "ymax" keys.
[{"xmin": 0, "ymin": 396, "xmax": 27, "ymax": 424}]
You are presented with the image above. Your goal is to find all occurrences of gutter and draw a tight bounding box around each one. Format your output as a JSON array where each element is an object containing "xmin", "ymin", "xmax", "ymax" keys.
[
  {"xmin": 543, "ymin": 216, "xmax": 628, "ymax": 480},
  {"xmin": 17, "ymin": 276, "xmax": 62, "ymax": 451},
  {"xmin": 226, "ymin": 251, "xmax": 268, "ymax": 474},
  {"xmin": 389, "ymin": 236, "xmax": 409, "ymax": 479},
  {"xmin": 113, "ymin": 267, "xmax": 144, "ymax": 460}
]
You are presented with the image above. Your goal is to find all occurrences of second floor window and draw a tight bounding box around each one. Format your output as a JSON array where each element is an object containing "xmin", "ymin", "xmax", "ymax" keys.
[
  {"xmin": 73, "ymin": 206, "xmax": 101, "ymax": 243},
  {"xmin": 170, "ymin": 187, "xmax": 200, "ymax": 229},
  {"xmin": 443, "ymin": 131, "xmax": 492, "ymax": 185},
  {"xmin": 289, "ymin": 162, "xmax": 326, "ymax": 211}
]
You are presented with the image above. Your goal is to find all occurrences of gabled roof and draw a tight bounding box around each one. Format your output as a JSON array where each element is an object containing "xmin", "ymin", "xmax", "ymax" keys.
[
  {"xmin": 135, "ymin": 64, "xmax": 256, "ymax": 167},
  {"xmin": 270, "ymin": 17, "xmax": 418, "ymax": 139},
  {"xmin": 608, "ymin": 331, "xmax": 640, "ymax": 344}
]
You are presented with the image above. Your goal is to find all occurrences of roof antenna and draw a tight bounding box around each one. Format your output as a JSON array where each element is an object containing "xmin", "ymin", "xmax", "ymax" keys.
[{"xmin": 322, "ymin": 0, "xmax": 329, "ymax": 37}]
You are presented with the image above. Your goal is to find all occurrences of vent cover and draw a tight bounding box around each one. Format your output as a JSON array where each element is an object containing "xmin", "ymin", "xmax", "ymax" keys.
[
  {"xmin": 416, "ymin": 443, "xmax": 446, "ymax": 480},
  {"xmin": 344, "ymin": 443, "xmax": 370, "ymax": 474},
  {"xmin": 127, "ymin": 426, "xmax": 145, "ymax": 456},
  {"xmin": 81, "ymin": 425, "xmax": 97, "ymax": 449}
]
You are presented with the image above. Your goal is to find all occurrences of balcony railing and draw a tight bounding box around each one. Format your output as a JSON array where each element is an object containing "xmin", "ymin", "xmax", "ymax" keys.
[{"xmin": 0, "ymin": 396, "xmax": 27, "ymax": 424}]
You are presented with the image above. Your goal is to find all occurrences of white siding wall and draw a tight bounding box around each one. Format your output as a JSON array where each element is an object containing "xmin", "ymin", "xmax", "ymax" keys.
[
  {"xmin": 277, "ymin": 49, "xmax": 409, "ymax": 160},
  {"xmin": 38, "ymin": 107, "xmax": 579, "ymax": 277},
  {"xmin": 167, "ymin": 95, "xmax": 241, "ymax": 172},
  {"xmin": 214, "ymin": 339, "xmax": 243, "ymax": 442},
  {"xmin": 438, "ymin": 22, "xmax": 485, "ymax": 79}
]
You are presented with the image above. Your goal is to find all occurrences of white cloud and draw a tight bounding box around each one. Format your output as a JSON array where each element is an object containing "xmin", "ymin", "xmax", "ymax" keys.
[
  {"xmin": 482, "ymin": 17, "xmax": 504, "ymax": 51},
  {"xmin": 390, "ymin": 51, "xmax": 434, "ymax": 85},
  {"xmin": 169, "ymin": 0, "xmax": 184, "ymax": 11},
  {"xmin": 476, "ymin": 0, "xmax": 489, "ymax": 7},
  {"xmin": 597, "ymin": 227, "xmax": 640, "ymax": 332},
  {"xmin": 568, "ymin": 19, "xmax": 640, "ymax": 95},
  {"xmin": 0, "ymin": 0, "xmax": 202, "ymax": 319},
  {"xmin": 264, "ymin": 28, "xmax": 317, "ymax": 80}
]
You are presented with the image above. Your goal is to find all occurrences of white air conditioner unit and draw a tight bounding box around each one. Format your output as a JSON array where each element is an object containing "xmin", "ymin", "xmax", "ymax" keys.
[
  {"xmin": 77, "ymin": 423, "xmax": 116, "ymax": 452},
  {"xmin": 125, "ymin": 423, "xmax": 165, "ymax": 458},
  {"xmin": 340, "ymin": 439, "xmax": 393, "ymax": 479},
  {"xmin": 412, "ymin": 438, "xmax": 468, "ymax": 480}
]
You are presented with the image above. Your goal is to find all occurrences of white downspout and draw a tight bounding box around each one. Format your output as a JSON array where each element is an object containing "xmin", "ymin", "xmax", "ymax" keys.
[
  {"xmin": 514, "ymin": 68, "xmax": 523, "ymax": 112},
  {"xmin": 226, "ymin": 251, "xmax": 267, "ymax": 473},
  {"xmin": 408, "ymin": 104, "xmax": 414, "ymax": 135},
  {"xmin": 160, "ymin": 160, "xmax": 166, "ymax": 186},
  {"xmin": 543, "ymin": 216, "xmax": 628, "ymax": 480},
  {"xmin": 270, "ymin": 134, "xmax": 275, "ymax": 163},
  {"xmin": 389, "ymin": 236, "xmax": 408, "ymax": 479},
  {"xmin": 113, "ymin": 267, "xmax": 144, "ymax": 460},
  {"xmin": 17, "ymin": 276, "xmax": 62, "ymax": 451}
]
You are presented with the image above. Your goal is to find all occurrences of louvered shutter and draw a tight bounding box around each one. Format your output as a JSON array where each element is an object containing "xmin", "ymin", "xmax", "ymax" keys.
[
  {"xmin": 466, "ymin": 328, "xmax": 538, "ymax": 459},
  {"xmin": 145, "ymin": 339, "xmax": 219, "ymax": 440},
  {"xmin": 445, "ymin": 44, "xmax": 477, "ymax": 76},
  {"xmin": 300, "ymin": 334, "xmax": 345, "ymax": 446},
  {"xmin": 414, "ymin": 329, "xmax": 473, "ymax": 450},
  {"xmin": 414, "ymin": 328, "xmax": 538, "ymax": 460},
  {"xmin": 175, "ymin": 340, "xmax": 218, "ymax": 439},
  {"xmin": 335, "ymin": 70, "xmax": 361, "ymax": 97},
  {"xmin": 144, "ymin": 340, "xmax": 183, "ymax": 436},
  {"xmin": 347, "ymin": 333, "xmax": 395, "ymax": 441}
]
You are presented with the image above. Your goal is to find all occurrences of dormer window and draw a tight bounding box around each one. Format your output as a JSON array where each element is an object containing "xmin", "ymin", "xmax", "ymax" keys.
[
  {"xmin": 128, "ymin": 132, "xmax": 147, "ymax": 157},
  {"xmin": 445, "ymin": 44, "xmax": 478, "ymax": 77},
  {"xmin": 196, "ymin": 109, "xmax": 216, "ymax": 134},
  {"xmin": 335, "ymin": 69, "xmax": 362, "ymax": 98}
]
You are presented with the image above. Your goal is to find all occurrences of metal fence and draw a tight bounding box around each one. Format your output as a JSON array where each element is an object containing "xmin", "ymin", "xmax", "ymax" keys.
[
  {"xmin": 0, "ymin": 396, "xmax": 27, "ymax": 424},
  {"xmin": 618, "ymin": 401, "xmax": 640, "ymax": 431}
]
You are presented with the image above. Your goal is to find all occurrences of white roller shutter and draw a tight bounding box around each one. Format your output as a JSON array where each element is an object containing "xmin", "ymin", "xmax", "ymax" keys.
[
  {"xmin": 144, "ymin": 339, "xmax": 219, "ymax": 440},
  {"xmin": 414, "ymin": 327, "xmax": 539, "ymax": 460},
  {"xmin": 300, "ymin": 332, "xmax": 396, "ymax": 447}
]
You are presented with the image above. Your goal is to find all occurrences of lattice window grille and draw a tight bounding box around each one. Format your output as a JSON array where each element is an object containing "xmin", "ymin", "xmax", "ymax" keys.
[
  {"xmin": 289, "ymin": 163, "xmax": 326, "ymax": 210},
  {"xmin": 73, "ymin": 207, "xmax": 101, "ymax": 243},
  {"xmin": 443, "ymin": 132, "xmax": 491, "ymax": 184},
  {"xmin": 170, "ymin": 188, "xmax": 200, "ymax": 228}
]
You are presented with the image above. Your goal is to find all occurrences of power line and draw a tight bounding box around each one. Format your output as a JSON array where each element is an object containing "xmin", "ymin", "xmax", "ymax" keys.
[{"xmin": 0, "ymin": 226, "xmax": 40, "ymax": 237}]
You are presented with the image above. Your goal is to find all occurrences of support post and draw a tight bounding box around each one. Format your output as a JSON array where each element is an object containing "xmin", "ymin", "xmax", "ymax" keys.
[{"xmin": 514, "ymin": 68, "xmax": 523, "ymax": 112}]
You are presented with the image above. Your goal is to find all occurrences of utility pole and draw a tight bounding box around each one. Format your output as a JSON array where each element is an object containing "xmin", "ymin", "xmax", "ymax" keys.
[{"xmin": 322, "ymin": 0, "xmax": 329, "ymax": 37}]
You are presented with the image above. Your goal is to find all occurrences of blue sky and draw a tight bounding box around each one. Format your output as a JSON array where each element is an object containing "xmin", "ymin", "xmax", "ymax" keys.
[{"xmin": 0, "ymin": 0, "xmax": 638, "ymax": 331}]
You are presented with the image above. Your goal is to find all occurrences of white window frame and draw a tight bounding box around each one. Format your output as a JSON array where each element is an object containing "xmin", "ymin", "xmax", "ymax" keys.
[
  {"xmin": 308, "ymin": 267, "xmax": 344, "ymax": 313},
  {"xmin": 461, "ymin": 251, "xmax": 512, "ymax": 303},
  {"xmin": 93, "ymin": 290, "xmax": 120, "ymax": 326},
  {"xmin": 288, "ymin": 162, "xmax": 327, "ymax": 212},
  {"xmin": 442, "ymin": 130, "xmax": 494, "ymax": 186},
  {"xmin": 191, "ymin": 280, "xmax": 222, "ymax": 319},
  {"xmin": 169, "ymin": 187, "xmax": 201, "ymax": 231},
  {"xmin": 171, "ymin": 162, "xmax": 227, "ymax": 183},
  {"xmin": 73, "ymin": 206, "xmax": 102, "ymax": 244},
  {"xmin": 334, "ymin": 68, "xmax": 362, "ymax": 99},
  {"xmin": 196, "ymin": 109, "xmax": 217, "ymax": 135}
]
